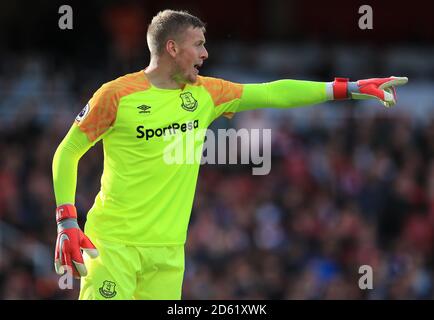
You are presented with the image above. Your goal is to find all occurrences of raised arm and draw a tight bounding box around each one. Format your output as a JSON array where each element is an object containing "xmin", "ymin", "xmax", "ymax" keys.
[
  {"xmin": 239, "ymin": 76, "xmax": 408, "ymax": 111},
  {"xmin": 203, "ymin": 76, "xmax": 408, "ymax": 121}
]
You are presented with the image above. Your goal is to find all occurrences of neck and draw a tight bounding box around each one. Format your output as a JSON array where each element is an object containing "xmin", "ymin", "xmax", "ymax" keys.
[{"xmin": 144, "ymin": 56, "xmax": 184, "ymax": 90}]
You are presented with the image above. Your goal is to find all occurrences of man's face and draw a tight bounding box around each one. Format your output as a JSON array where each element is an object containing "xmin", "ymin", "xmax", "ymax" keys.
[{"xmin": 172, "ymin": 27, "xmax": 208, "ymax": 84}]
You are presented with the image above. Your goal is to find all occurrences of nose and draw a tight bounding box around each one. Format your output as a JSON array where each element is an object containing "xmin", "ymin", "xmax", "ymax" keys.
[{"xmin": 201, "ymin": 47, "xmax": 208, "ymax": 60}]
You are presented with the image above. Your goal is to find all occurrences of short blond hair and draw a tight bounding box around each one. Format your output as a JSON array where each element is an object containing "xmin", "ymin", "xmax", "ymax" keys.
[{"xmin": 147, "ymin": 10, "xmax": 206, "ymax": 56}]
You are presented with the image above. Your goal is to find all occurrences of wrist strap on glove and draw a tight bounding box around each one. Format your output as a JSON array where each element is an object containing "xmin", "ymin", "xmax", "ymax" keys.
[
  {"xmin": 56, "ymin": 204, "xmax": 77, "ymax": 223},
  {"xmin": 332, "ymin": 77, "xmax": 349, "ymax": 100}
]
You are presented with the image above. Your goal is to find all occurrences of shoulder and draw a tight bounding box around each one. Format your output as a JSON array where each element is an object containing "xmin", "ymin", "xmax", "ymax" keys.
[
  {"xmin": 93, "ymin": 70, "xmax": 151, "ymax": 102},
  {"xmin": 195, "ymin": 75, "xmax": 242, "ymax": 91},
  {"xmin": 194, "ymin": 76, "xmax": 243, "ymax": 105},
  {"xmin": 194, "ymin": 75, "xmax": 224, "ymax": 88}
]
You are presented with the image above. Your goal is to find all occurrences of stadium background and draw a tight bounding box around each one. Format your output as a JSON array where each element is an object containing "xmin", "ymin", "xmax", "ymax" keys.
[{"xmin": 1, "ymin": 0, "xmax": 434, "ymax": 299}]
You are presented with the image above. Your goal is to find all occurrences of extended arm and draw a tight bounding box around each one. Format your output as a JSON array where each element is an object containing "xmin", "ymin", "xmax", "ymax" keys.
[{"xmin": 238, "ymin": 76, "xmax": 408, "ymax": 111}]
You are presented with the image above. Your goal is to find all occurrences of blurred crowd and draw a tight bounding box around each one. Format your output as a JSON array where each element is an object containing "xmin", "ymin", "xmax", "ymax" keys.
[
  {"xmin": 1, "ymin": 56, "xmax": 434, "ymax": 300},
  {"xmin": 185, "ymin": 111, "xmax": 434, "ymax": 299}
]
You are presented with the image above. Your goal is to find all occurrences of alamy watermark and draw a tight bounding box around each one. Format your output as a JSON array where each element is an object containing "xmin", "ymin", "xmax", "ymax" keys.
[
  {"xmin": 162, "ymin": 127, "xmax": 272, "ymax": 175},
  {"xmin": 358, "ymin": 5, "xmax": 373, "ymax": 30},
  {"xmin": 358, "ymin": 264, "xmax": 373, "ymax": 290},
  {"xmin": 58, "ymin": 5, "xmax": 73, "ymax": 30},
  {"xmin": 58, "ymin": 265, "xmax": 74, "ymax": 290}
]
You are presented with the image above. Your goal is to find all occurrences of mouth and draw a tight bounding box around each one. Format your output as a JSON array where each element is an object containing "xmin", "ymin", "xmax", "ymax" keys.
[{"xmin": 193, "ymin": 63, "xmax": 202, "ymax": 74}]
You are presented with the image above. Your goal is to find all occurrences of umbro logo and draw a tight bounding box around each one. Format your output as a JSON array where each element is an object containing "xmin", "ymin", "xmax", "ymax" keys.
[{"xmin": 138, "ymin": 105, "xmax": 151, "ymax": 114}]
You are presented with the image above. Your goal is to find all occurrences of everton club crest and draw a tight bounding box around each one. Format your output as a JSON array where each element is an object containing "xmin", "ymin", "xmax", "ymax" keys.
[
  {"xmin": 180, "ymin": 92, "xmax": 198, "ymax": 112},
  {"xmin": 99, "ymin": 280, "xmax": 117, "ymax": 298}
]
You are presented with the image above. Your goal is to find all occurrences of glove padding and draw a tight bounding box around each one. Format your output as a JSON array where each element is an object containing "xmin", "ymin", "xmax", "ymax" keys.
[
  {"xmin": 54, "ymin": 204, "xmax": 99, "ymax": 278},
  {"xmin": 333, "ymin": 76, "xmax": 408, "ymax": 107}
]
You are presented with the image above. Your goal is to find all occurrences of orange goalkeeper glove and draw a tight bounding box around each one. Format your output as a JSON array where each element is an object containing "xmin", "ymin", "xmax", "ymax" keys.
[
  {"xmin": 54, "ymin": 204, "xmax": 99, "ymax": 278},
  {"xmin": 332, "ymin": 76, "xmax": 408, "ymax": 107}
]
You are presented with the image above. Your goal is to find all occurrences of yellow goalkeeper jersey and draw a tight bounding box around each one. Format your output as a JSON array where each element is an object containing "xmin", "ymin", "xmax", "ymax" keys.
[{"xmin": 76, "ymin": 70, "xmax": 243, "ymax": 246}]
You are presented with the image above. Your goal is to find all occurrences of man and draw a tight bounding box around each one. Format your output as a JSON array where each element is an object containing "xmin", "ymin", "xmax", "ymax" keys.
[{"xmin": 52, "ymin": 9, "xmax": 407, "ymax": 299}]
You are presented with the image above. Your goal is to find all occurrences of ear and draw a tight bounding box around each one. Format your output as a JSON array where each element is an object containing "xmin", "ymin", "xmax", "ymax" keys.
[{"xmin": 166, "ymin": 40, "xmax": 177, "ymax": 58}]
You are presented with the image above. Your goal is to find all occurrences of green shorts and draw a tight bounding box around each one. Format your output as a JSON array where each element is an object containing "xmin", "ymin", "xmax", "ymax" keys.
[{"xmin": 79, "ymin": 237, "xmax": 185, "ymax": 300}]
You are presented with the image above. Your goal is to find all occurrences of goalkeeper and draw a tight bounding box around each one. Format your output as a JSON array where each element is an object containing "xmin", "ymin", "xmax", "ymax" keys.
[{"xmin": 52, "ymin": 9, "xmax": 407, "ymax": 300}]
